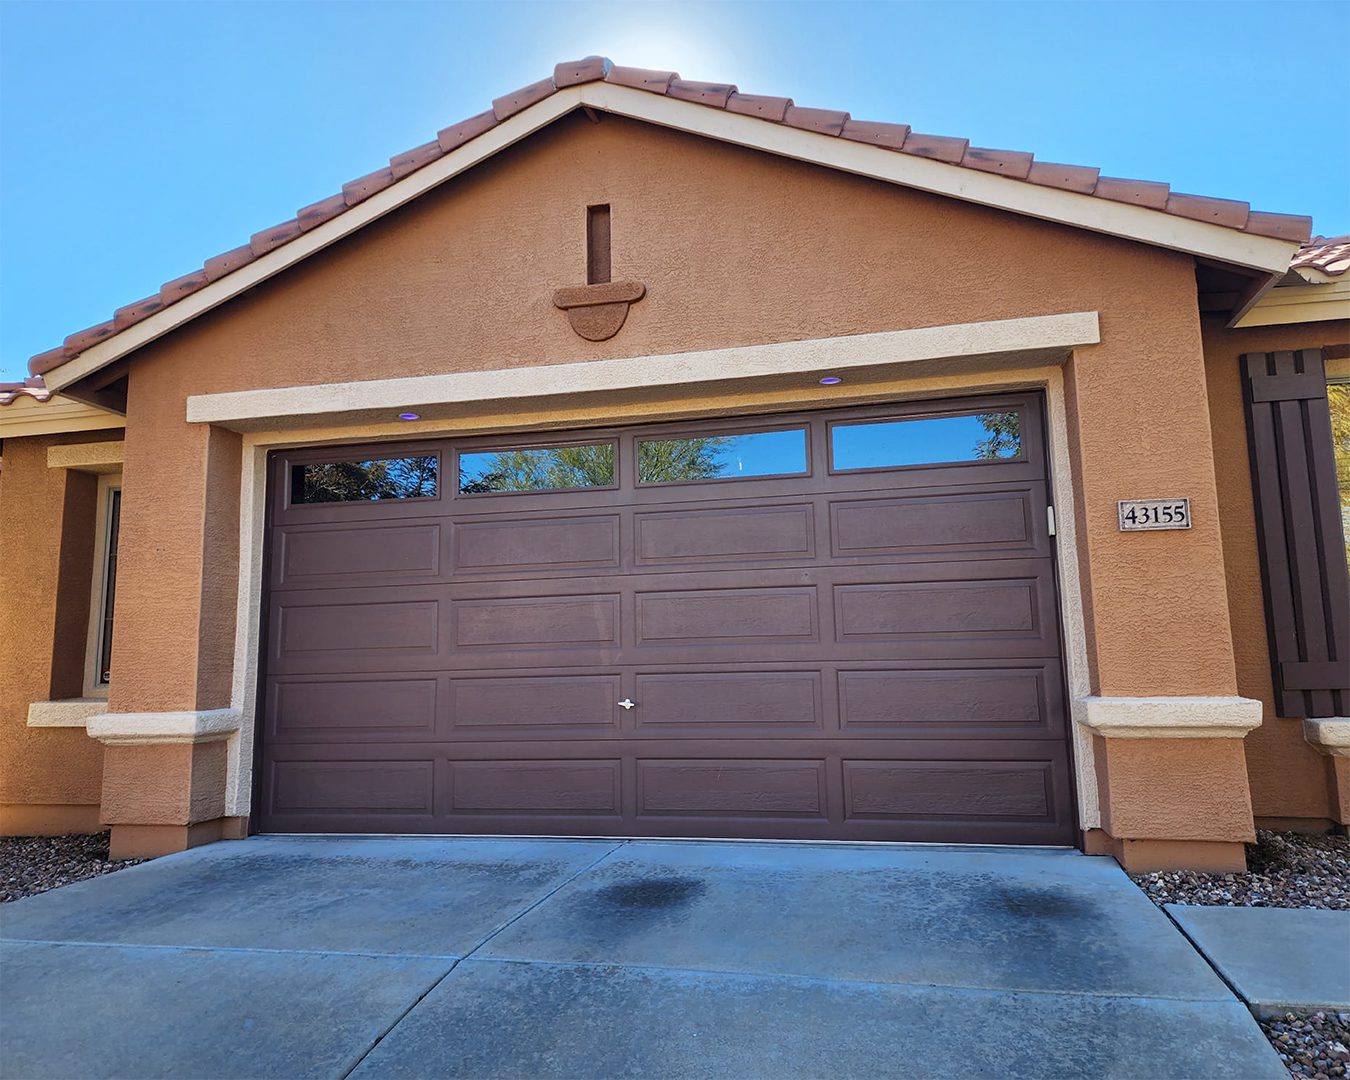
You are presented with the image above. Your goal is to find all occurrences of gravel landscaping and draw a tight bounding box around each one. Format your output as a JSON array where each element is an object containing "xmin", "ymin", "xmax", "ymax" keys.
[
  {"xmin": 1131, "ymin": 829, "xmax": 1350, "ymax": 910},
  {"xmin": 1260, "ymin": 1011, "xmax": 1350, "ymax": 1079},
  {"xmin": 1, "ymin": 833, "xmax": 143, "ymax": 902}
]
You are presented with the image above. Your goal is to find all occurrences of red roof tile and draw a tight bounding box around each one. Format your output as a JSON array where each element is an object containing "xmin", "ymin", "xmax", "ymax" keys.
[
  {"xmin": 0, "ymin": 376, "xmax": 53, "ymax": 406},
  {"xmin": 1291, "ymin": 235, "xmax": 1350, "ymax": 278},
  {"xmin": 25, "ymin": 55, "xmax": 1318, "ymax": 378}
]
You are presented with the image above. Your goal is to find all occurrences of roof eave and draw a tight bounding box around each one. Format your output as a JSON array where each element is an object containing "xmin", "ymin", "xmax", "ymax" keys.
[{"xmin": 42, "ymin": 80, "xmax": 1300, "ymax": 394}]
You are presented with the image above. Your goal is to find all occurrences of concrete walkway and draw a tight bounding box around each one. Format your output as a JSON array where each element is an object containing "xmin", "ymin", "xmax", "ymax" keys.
[
  {"xmin": 0, "ymin": 837, "xmax": 1284, "ymax": 1079},
  {"xmin": 1168, "ymin": 903, "xmax": 1350, "ymax": 1017}
]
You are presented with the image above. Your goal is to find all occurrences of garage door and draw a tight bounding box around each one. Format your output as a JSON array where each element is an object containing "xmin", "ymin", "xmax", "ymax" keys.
[{"xmin": 257, "ymin": 392, "xmax": 1076, "ymax": 844}]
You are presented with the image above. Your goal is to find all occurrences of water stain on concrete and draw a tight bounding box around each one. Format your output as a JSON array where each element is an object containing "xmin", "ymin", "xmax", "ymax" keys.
[
  {"xmin": 593, "ymin": 876, "xmax": 706, "ymax": 910},
  {"xmin": 988, "ymin": 886, "xmax": 1092, "ymax": 920}
]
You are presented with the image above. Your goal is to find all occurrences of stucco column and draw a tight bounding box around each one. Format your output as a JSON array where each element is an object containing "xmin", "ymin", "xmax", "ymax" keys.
[
  {"xmin": 92, "ymin": 380, "xmax": 246, "ymax": 858},
  {"xmin": 1064, "ymin": 318, "xmax": 1258, "ymax": 873}
]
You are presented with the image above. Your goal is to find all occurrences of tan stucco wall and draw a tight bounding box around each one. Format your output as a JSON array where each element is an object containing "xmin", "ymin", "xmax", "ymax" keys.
[
  {"xmin": 32, "ymin": 112, "xmax": 1267, "ymax": 851},
  {"xmin": 1202, "ymin": 317, "xmax": 1350, "ymax": 824},
  {"xmin": 0, "ymin": 433, "xmax": 114, "ymax": 834}
]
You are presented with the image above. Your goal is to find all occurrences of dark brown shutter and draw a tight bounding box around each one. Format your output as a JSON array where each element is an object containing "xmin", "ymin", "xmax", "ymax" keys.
[{"xmin": 1242, "ymin": 348, "xmax": 1350, "ymax": 718}]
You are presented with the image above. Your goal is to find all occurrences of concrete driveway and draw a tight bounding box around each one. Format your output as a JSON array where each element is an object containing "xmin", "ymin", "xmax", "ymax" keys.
[{"xmin": 0, "ymin": 836, "xmax": 1283, "ymax": 1079}]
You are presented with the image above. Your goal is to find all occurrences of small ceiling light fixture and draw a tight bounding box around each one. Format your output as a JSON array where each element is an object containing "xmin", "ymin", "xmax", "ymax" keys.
[
  {"xmin": 397, "ymin": 412, "xmax": 421, "ymax": 421},
  {"xmin": 819, "ymin": 376, "xmax": 843, "ymax": 386}
]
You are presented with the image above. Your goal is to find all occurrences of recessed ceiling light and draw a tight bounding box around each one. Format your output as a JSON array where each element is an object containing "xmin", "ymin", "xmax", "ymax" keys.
[
  {"xmin": 819, "ymin": 376, "xmax": 842, "ymax": 386},
  {"xmin": 398, "ymin": 412, "xmax": 421, "ymax": 421}
]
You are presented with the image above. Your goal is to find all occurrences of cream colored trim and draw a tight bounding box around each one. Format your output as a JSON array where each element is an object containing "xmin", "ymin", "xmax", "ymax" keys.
[
  {"xmin": 83, "ymin": 475, "xmax": 121, "ymax": 699},
  {"xmin": 1303, "ymin": 717, "xmax": 1350, "ymax": 758},
  {"xmin": 582, "ymin": 82, "xmax": 1295, "ymax": 275},
  {"xmin": 47, "ymin": 441, "xmax": 125, "ymax": 474},
  {"xmin": 187, "ymin": 312, "xmax": 1101, "ymax": 431},
  {"xmin": 0, "ymin": 395, "xmax": 124, "ymax": 438},
  {"xmin": 219, "ymin": 354, "xmax": 1103, "ymax": 830},
  {"xmin": 43, "ymin": 79, "xmax": 1295, "ymax": 393},
  {"xmin": 86, "ymin": 709, "xmax": 241, "ymax": 746},
  {"xmin": 1080, "ymin": 696, "xmax": 1263, "ymax": 739},
  {"xmin": 26, "ymin": 699, "xmax": 108, "ymax": 729},
  {"xmin": 1235, "ymin": 277, "xmax": 1350, "ymax": 328}
]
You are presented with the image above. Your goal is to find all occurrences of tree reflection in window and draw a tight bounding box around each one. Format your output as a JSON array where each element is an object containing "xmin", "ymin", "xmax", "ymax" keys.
[
  {"xmin": 832, "ymin": 411, "xmax": 1021, "ymax": 470},
  {"xmin": 459, "ymin": 444, "xmax": 615, "ymax": 494},
  {"xmin": 292, "ymin": 456, "xmax": 438, "ymax": 504},
  {"xmin": 639, "ymin": 430, "xmax": 805, "ymax": 483}
]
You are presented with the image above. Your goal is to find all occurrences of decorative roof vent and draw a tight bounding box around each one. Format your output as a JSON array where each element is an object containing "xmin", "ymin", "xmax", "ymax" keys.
[{"xmin": 553, "ymin": 204, "xmax": 645, "ymax": 341}]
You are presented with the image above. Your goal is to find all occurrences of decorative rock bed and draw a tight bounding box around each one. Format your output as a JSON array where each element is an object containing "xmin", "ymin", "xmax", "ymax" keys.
[{"xmin": 1, "ymin": 833, "xmax": 143, "ymax": 903}]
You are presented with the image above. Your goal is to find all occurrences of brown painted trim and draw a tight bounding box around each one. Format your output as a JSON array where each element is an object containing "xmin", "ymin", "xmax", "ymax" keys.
[
  {"xmin": 107, "ymin": 817, "xmax": 242, "ymax": 860},
  {"xmin": 1088, "ymin": 830, "xmax": 1248, "ymax": 872},
  {"xmin": 1241, "ymin": 348, "xmax": 1350, "ymax": 718}
]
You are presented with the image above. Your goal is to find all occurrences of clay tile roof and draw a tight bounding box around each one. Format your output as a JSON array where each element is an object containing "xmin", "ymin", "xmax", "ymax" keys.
[
  {"xmin": 0, "ymin": 376, "xmax": 53, "ymax": 407},
  {"xmin": 24, "ymin": 55, "xmax": 1319, "ymax": 379},
  {"xmin": 1290, "ymin": 235, "xmax": 1350, "ymax": 278}
]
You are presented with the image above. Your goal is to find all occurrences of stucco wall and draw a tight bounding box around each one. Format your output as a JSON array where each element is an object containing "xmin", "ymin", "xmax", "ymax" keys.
[
  {"xmin": 1202, "ymin": 317, "xmax": 1350, "ymax": 823},
  {"xmin": 111, "ymin": 112, "xmax": 1235, "ymax": 721},
  {"xmin": 0, "ymin": 433, "xmax": 115, "ymax": 833}
]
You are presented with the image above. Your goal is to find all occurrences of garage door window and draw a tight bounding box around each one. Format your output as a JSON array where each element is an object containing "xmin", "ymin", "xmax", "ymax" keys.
[
  {"xmin": 831, "ymin": 411, "xmax": 1022, "ymax": 471},
  {"xmin": 458, "ymin": 442, "xmax": 615, "ymax": 495},
  {"xmin": 291, "ymin": 455, "xmax": 438, "ymax": 504},
  {"xmin": 637, "ymin": 428, "xmax": 808, "ymax": 484}
]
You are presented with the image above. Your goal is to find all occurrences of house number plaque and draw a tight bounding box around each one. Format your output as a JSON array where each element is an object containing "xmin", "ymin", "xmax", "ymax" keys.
[{"xmin": 1118, "ymin": 498, "xmax": 1191, "ymax": 531}]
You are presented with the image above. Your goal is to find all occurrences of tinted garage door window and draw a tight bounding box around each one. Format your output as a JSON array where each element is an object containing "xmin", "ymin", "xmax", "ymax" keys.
[{"xmin": 259, "ymin": 394, "xmax": 1075, "ymax": 845}]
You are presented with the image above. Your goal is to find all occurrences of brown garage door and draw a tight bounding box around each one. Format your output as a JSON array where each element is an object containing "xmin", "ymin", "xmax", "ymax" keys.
[{"xmin": 256, "ymin": 392, "xmax": 1076, "ymax": 844}]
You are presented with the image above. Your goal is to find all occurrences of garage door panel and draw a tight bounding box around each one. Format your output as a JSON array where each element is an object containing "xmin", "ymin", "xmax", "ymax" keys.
[
  {"xmin": 637, "ymin": 759, "xmax": 828, "ymax": 818},
  {"xmin": 453, "ymin": 594, "xmax": 621, "ymax": 648},
  {"xmin": 259, "ymin": 394, "xmax": 1078, "ymax": 845},
  {"xmin": 451, "ymin": 514, "xmax": 621, "ymax": 574},
  {"xmin": 829, "ymin": 487, "xmax": 1046, "ymax": 560},
  {"xmin": 633, "ymin": 671, "xmax": 824, "ymax": 734},
  {"xmin": 275, "ymin": 599, "xmax": 440, "ymax": 659},
  {"xmin": 838, "ymin": 664, "xmax": 1064, "ymax": 738},
  {"xmin": 634, "ymin": 503, "xmax": 816, "ymax": 564},
  {"xmin": 447, "ymin": 675, "xmax": 622, "ymax": 735},
  {"xmin": 449, "ymin": 760, "xmax": 622, "ymax": 815},
  {"xmin": 636, "ymin": 586, "xmax": 818, "ymax": 646},
  {"xmin": 269, "ymin": 677, "xmax": 438, "ymax": 739},
  {"xmin": 268, "ymin": 760, "xmax": 435, "ymax": 816},
  {"xmin": 274, "ymin": 521, "xmax": 442, "ymax": 588},
  {"xmin": 843, "ymin": 759, "xmax": 1055, "ymax": 822}
]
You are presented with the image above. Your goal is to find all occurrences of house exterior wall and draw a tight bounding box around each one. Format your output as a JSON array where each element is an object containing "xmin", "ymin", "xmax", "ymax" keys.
[
  {"xmin": 1, "ymin": 112, "xmax": 1315, "ymax": 867},
  {"xmin": 1202, "ymin": 318, "xmax": 1350, "ymax": 828},
  {"xmin": 0, "ymin": 432, "xmax": 114, "ymax": 834}
]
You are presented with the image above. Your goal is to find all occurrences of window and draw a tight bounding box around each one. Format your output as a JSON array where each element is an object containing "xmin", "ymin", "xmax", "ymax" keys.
[
  {"xmin": 637, "ymin": 428, "xmax": 808, "ymax": 484},
  {"xmin": 291, "ymin": 455, "xmax": 438, "ymax": 504},
  {"xmin": 84, "ymin": 476, "xmax": 121, "ymax": 695},
  {"xmin": 831, "ymin": 411, "xmax": 1022, "ymax": 471},
  {"xmin": 458, "ymin": 443, "xmax": 615, "ymax": 495}
]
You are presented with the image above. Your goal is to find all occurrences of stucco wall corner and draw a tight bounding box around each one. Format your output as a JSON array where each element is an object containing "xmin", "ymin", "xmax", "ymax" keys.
[{"xmin": 1304, "ymin": 718, "xmax": 1350, "ymax": 758}]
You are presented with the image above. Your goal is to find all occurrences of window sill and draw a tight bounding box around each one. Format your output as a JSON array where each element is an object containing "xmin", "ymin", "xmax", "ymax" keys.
[{"xmin": 27, "ymin": 699, "xmax": 110, "ymax": 729}]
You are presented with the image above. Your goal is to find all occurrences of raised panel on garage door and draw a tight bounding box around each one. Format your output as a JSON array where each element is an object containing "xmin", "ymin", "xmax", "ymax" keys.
[{"xmin": 257, "ymin": 393, "xmax": 1076, "ymax": 845}]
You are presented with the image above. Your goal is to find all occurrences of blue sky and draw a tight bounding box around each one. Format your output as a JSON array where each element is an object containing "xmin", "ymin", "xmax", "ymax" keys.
[{"xmin": 2, "ymin": 0, "xmax": 1347, "ymax": 383}]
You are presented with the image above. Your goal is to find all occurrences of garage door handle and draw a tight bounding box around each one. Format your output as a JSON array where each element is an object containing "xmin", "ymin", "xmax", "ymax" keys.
[{"xmin": 617, "ymin": 699, "xmax": 637, "ymax": 710}]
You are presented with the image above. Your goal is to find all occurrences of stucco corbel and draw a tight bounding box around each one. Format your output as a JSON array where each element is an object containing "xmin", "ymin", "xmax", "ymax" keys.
[
  {"xmin": 1303, "ymin": 717, "xmax": 1350, "ymax": 758},
  {"xmin": 85, "ymin": 709, "xmax": 241, "ymax": 746},
  {"xmin": 1079, "ymin": 696, "xmax": 1263, "ymax": 739}
]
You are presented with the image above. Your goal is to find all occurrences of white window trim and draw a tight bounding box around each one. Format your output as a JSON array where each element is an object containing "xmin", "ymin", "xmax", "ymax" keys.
[{"xmin": 82, "ymin": 473, "xmax": 122, "ymax": 699}]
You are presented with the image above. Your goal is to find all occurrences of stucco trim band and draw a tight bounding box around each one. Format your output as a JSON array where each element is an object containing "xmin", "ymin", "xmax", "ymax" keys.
[
  {"xmin": 1080, "ymin": 696, "xmax": 1263, "ymax": 740},
  {"xmin": 26, "ymin": 699, "xmax": 108, "ymax": 728},
  {"xmin": 186, "ymin": 311, "xmax": 1101, "ymax": 429},
  {"xmin": 1304, "ymin": 718, "xmax": 1350, "ymax": 758},
  {"xmin": 86, "ymin": 709, "xmax": 241, "ymax": 746},
  {"xmin": 46, "ymin": 441, "xmax": 126, "ymax": 474}
]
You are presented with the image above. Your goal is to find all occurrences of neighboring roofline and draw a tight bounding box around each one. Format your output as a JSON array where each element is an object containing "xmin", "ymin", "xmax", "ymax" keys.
[
  {"xmin": 1234, "ymin": 275, "xmax": 1350, "ymax": 329},
  {"xmin": 0, "ymin": 393, "xmax": 125, "ymax": 439},
  {"xmin": 34, "ymin": 61, "xmax": 1308, "ymax": 393}
]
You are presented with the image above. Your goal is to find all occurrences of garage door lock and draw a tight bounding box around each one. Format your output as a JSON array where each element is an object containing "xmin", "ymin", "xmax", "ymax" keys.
[{"xmin": 617, "ymin": 699, "xmax": 637, "ymax": 710}]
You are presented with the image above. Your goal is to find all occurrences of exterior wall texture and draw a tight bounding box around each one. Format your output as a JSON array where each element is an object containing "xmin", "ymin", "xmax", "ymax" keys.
[
  {"xmin": 2, "ymin": 111, "xmax": 1320, "ymax": 861},
  {"xmin": 1203, "ymin": 317, "xmax": 1350, "ymax": 827},
  {"xmin": 0, "ymin": 432, "xmax": 117, "ymax": 834}
]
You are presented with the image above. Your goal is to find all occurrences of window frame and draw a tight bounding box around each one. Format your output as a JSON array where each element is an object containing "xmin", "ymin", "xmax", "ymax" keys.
[
  {"xmin": 454, "ymin": 438, "xmax": 621, "ymax": 498},
  {"xmin": 82, "ymin": 473, "xmax": 122, "ymax": 698}
]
